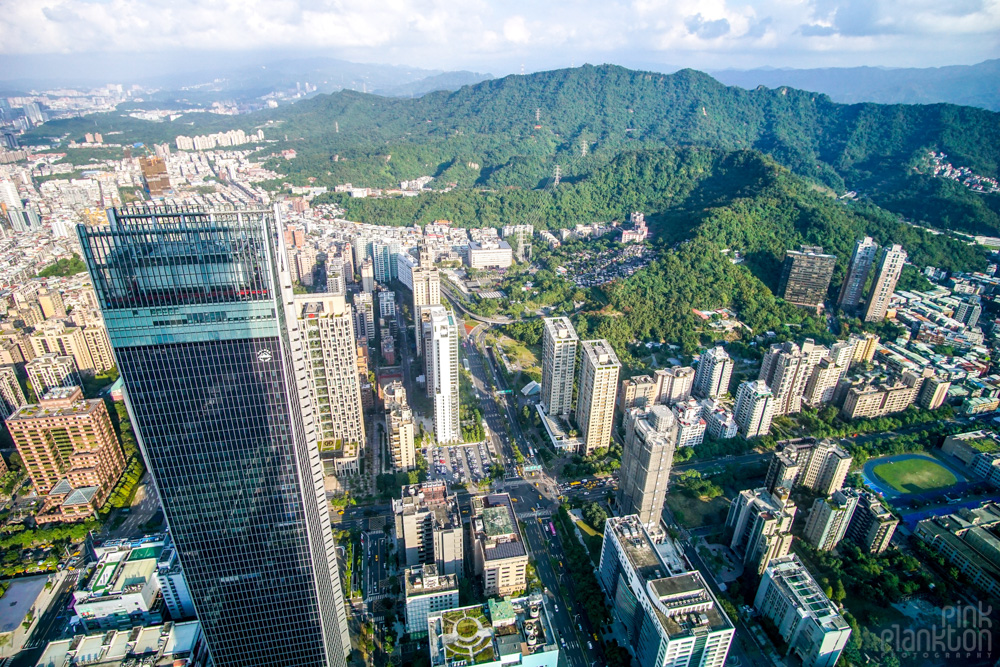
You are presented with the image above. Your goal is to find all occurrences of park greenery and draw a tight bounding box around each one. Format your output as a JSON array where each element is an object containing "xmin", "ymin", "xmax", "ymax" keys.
[
  {"xmin": 554, "ymin": 505, "xmax": 608, "ymax": 629},
  {"xmin": 458, "ymin": 369, "xmax": 486, "ymax": 443},
  {"xmin": 35, "ymin": 253, "xmax": 88, "ymax": 278}
]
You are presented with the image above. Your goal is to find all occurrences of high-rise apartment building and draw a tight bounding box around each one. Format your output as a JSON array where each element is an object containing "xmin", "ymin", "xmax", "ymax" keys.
[
  {"xmin": 700, "ymin": 398, "xmax": 739, "ymax": 440},
  {"xmin": 863, "ymin": 244, "xmax": 907, "ymax": 322},
  {"xmin": 733, "ymin": 380, "xmax": 775, "ymax": 438},
  {"xmin": 409, "ymin": 248, "xmax": 441, "ymax": 356},
  {"xmin": 138, "ymin": 157, "xmax": 170, "ymax": 197},
  {"xmin": 352, "ymin": 291, "xmax": 375, "ymax": 342},
  {"xmin": 803, "ymin": 357, "xmax": 843, "ymax": 407},
  {"xmin": 79, "ymin": 206, "xmax": 351, "ymax": 666},
  {"xmin": 577, "ymin": 339, "xmax": 621, "ymax": 454},
  {"xmin": 618, "ymin": 406, "xmax": 677, "ymax": 528},
  {"xmin": 598, "ymin": 516, "xmax": 735, "ymax": 667},
  {"xmin": 326, "ymin": 256, "xmax": 346, "ymax": 296},
  {"xmin": 693, "ymin": 346, "xmax": 734, "ymax": 399},
  {"xmin": 653, "ymin": 365, "xmax": 695, "ymax": 404},
  {"xmin": 754, "ymin": 555, "xmax": 852, "ymax": 667},
  {"xmin": 803, "ymin": 491, "xmax": 859, "ymax": 552},
  {"xmin": 36, "ymin": 287, "xmax": 66, "ymax": 319},
  {"xmin": 424, "ymin": 307, "xmax": 460, "ymax": 444},
  {"xmin": 404, "ymin": 564, "xmax": 459, "ymax": 639},
  {"xmin": 360, "ymin": 258, "xmax": 375, "ymax": 293},
  {"xmin": 778, "ymin": 246, "xmax": 837, "ymax": 310},
  {"xmin": 8, "ymin": 386, "xmax": 125, "ymax": 504},
  {"xmin": 295, "ymin": 294, "xmax": 366, "ymax": 476},
  {"xmin": 955, "ymin": 296, "xmax": 982, "ymax": 328},
  {"xmin": 918, "ymin": 375, "xmax": 951, "ymax": 410},
  {"xmin": 759, "ymin": 340, "xmax": 822, "ymax": 416},
  {"xmin": 29, "ymin": 322, "xmax": 96, "ymax": 374},
  {"xmin": 372, "ymin": 241, "xmax": 401, "ymax": 283},
  {"xmin": 501, "ymin": 224, "xmax": 533, "ymax": 262},
  {"xmin": 672, "ymin": 398, "xmax": 707, "ymax": 448},
  {"xmin": 82, "ymin": 326, "xmax": 116, "ymax": 373},
  {"xmin": 470, "ymin": 494, "xmax": 528, "ymax": 597},
  {"xmin": 385, "ymin": 381, "xmax": 417, "ymax": 471},
  {"xmin": 617, "ymin": 374, "xmax": 657, "ymax": 415},
  {"xmin": 725, "ymin": 487, "xmax": 796, "ymax": 575},
  {"xmin": 394, "ymin": 481, "xmax": 464, "ymax": 575},
  {"xmin": 540, "ymin": 317, "xmax": 578, "ymax": 418},
  {"xmin": 0, "ymin": 364, "xmax": 26, "ymax": 419},
  {"xmin": 26, "ymin": 353, "xmax": 80, "ymax": 395},
  {"xmin": 765, "ymin": 440, "xmax": 851, "ymax": 497},
  {"xmin": 843, "ymin": 489, "xmax": 898, "ymax": 554},
  {"xmin": 837, "ymin": 237, "xmax": 878, "ymax": 312}
]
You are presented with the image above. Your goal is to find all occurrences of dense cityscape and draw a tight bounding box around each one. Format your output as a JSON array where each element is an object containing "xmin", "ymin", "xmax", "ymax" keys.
[{"xmin": 1, "ymin": 9, "xmax": 999, "ymax": 667}]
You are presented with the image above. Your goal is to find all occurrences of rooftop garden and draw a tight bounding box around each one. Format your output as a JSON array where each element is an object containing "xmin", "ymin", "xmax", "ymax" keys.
[{"xmin": 441, "ymin": 607, "xmax": 495, "ymax": 664}]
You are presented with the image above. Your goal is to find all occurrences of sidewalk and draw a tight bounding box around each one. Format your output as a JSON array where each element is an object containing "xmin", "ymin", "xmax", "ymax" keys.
[{"xmin": 0, "ymin": 569, "xmax": 67, "ymax": 658}]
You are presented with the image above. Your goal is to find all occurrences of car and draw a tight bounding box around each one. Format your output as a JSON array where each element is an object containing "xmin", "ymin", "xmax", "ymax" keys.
[
  {"xmin": 554, "ymin": 605, "xmax": 558, "ymax": 612},
  {"xmin": 587, "ymin": 641, "xmax": 593, "ymax": 650},
  {"xmin": 338, "ymin": 510, "xmax": 345, "ymax": 515}
]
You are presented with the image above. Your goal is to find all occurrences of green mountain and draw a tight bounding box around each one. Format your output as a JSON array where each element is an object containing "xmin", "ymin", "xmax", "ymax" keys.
[{"xmin": 263, "ymin": 64, "xmax": 1000, "ymax": 233}]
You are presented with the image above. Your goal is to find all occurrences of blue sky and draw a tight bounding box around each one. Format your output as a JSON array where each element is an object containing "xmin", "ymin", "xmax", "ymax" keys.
[{"xmin": 2, "ymin": 0, "xmax": 998, "ymax": 74}]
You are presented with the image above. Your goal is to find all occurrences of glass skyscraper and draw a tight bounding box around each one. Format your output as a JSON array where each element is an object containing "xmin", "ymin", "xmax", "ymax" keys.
[{"xmin": 78, "ymin": 206, "xmax": 350, "ymax": 667}]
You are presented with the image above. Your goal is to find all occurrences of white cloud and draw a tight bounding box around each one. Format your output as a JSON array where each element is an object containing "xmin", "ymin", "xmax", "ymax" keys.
[{"xmin": 0, "ymin": 0, "xmax": 997, "ymax": 69}]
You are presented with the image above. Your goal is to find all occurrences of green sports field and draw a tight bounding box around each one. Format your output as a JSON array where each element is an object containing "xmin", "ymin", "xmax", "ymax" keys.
[{"xmin": 871, "ymin": 457, "xmax": 957, "ymax": 494}]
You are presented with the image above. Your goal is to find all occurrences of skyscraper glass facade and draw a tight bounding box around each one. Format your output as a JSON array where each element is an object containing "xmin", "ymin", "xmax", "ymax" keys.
[{"xmin": 78, "ymin": 206, "xmax": 349, "ymax": 667}]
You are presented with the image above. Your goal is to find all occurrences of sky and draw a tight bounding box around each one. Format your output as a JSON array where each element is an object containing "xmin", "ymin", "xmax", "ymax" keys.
[{"xmin": 1, "ymin": 0, "xmax": 999, "ymax": 82}]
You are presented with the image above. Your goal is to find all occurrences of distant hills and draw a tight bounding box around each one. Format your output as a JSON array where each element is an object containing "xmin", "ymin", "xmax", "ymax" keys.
[{"xmin": 711, "ymin": 59, "xmax": 1000, "ymax": 111}]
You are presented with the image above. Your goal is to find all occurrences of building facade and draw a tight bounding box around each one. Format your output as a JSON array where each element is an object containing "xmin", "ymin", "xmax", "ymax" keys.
[
  {"xmin": 385, "ymin": 381, "xmax": 417, "ymax": 471},
  {"xmin": 540, "ymin": 317, "xmax": 578, "ymax": 418},
  {"xmin": 693, "ymin": 347, "xmax": 734, "ymax": 399},
  {"xmin": 733, "ymin": 380, "xmax": 775, "ymax": 438},
  {"xmin": 470, "ymin": 493, "xmax": 528, "ymax": 597},
  {"xmin": 424, "ymin": 306, "xmax": 460, "ymax": 444},
  {"xmin": 863, "ymin": 244, "xmax": 907, "ymax": 322},
  {"xmin": 394, "ymin": 481, "xmax": 464, "ymax": 576},
  {"xmin": 837, "ymin": 237, "xmax": 878, "ymax": 312},
  {"xmin": 725, "ymin": 487, "xmax": 796, "ymax": 576},
  {"xmin": 618, "ymin": 406, "xmax": 677, "ymax": 529},
  {"xmin": 577, "ymin": 339, "xmax": 621, "ymax": 454},
  {"xmin": 778, "ymin": 246, "xmax": 837, "ymax": 310}
]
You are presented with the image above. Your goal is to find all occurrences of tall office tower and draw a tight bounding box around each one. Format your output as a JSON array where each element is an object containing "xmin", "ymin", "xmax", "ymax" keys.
[
  {"xmin": 755, "ymin": 556, "xmax": 851, "ymax": 667},
  {"xmin": 863, "ymin": 244, "xmax": 907, "ymax": 322},
  {"xmin": 955, "ymin": 296, "xmax": 982, "ymax": 328},
  {"xmin": 29, "ymin": 322, "xmax": 96, "ymax": 373},
  {"xmin": 618, "ymin": 406, "xmax": 677, "ymax": 528},
  {"xmin": 733, "ymin": 380, "xmax": 775, "ymax": 438},
  {"xmin": 0, "ymin": 364, "xmax": 26, "ymax": 419},
  {"xmin": 393, "ymin": 481, "xmax": 464, "ymax": 575},
  {"xmin": 759, "ymin": 340, "xmax": 818, "ymax": 416},
  {"xmin": 470, "ymin": 494, "xmax": 528, "ymax": 596},
  {"xmin": 26, "ymin": 353, "xmax": 80, "ymax": 394},
  {"xmin": 78, "ymin": 207, "xmax": 351, "ymax": 666},
  {"xmin": 326, "ymin": 257, "xmax": 346, "ymax": 296},
  {"xmin": 138, "ymin": 157, "xmax": 170, "ymax": 197},
  {"xmin": 36, "ymin": 288, "xmax": 66, "ymax": 319},
  {"xmin": 778, "ymin": 245, "xmax": 837, "ymax": 311},
  {"xmin": 360, "ymin": 258, "xmax": 375, "ymax": 293},
  {"xmin": 617, "ymin": 375, "xmax": 657, "ymax": 418},
  {"xmin": 803, "ymin": 357, "xmax": 843, "ymax": 407},
  {"xmin": 672, "ymin": 398, "xmax": 707, "ymax": 448},
  {"xmin": 424, "ymin": 306, "xmax": 460, "ymax": 444},
  {"xmin": 8, "ymin": 386, "xmax": 125, "ymax": 502},
  {"xmin": 540, "ymin": 317, "xmax": 578, "ymax": 418},
  {"xmin": 385, "ymin": 380, "xmax": 417, "ymax": 471},
  {"xmin": 725, "ymin": 487, "xmax": 797, "ymax": 576},
  {"xmin": 411, "ymin": 247, "xmax": 440, "ymax": 355},
  {"xmin": 577, "ymin": 339, "xmax": 621, "ymax": 455},
  {"xmin": 653, "ymin": 365, "xmax": 695, "ymax": 404},
  {"xmin": 804, "ymin": 491, "xmax": 859, "ymax": 552},
  {"xmin": 918, "ymin": 375, "xmax": 951, "ymax": 410},
  {"xmin": 598, "ymin": 516, "xmax": 735, "ymax": 667},
  {"xmin": 295, "ymin": 294, "xmax": 366, "ymax": 477},
  {"xmin": 352, "ymin": 291, "xmax": 375, "ymax": 342},
  {"xmin": 837, "ymin": 237, "xmax": 878, "ymax": 312},
  {"xmin": 843, "ymin": 489, "xmax": 898, "ymax": 554},
  {"xmin": 693, "ymin": 346, "xmax": 734, "ymax": 399}
]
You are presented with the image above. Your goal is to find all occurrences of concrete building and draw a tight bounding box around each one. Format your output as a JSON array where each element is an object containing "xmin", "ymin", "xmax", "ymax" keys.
[
  {"xmin": 8, "ymin": 386, "xmax": 125, "ymax": 509},
  {"xmin": 0, "ymin": 363, "xmax": 26, "ymax": 419},
  {"xmin": 360, "ymin": 257, "xmax": 375, "ymax": 293},
  {"xmin": 700, "ymin": 399, "xmax": 739, "ymax": 440},
  {"xmin": 26, "ymin": 353, "xmax": 80, "ymax": 395},
  {"xmin": 385, "ymin": 381, "xmax": 417, "ymax": 471},
  {"xmin": 803, "ymin": 357, "xmax": 843, "ymax": 407},
  {"xmin": 35, "ymin": 621, "xmax": 210, "ymax": 667},
  {"xmin": 914, "ymin": 502, "xmax": 1000, "ymax": 598},
  {"xmin": 82, "ymin": 326, "xmax": 116, "ymax": 373},
  {"xmin": 618, "ymin": 406, "xmax": 677, "ymax": 529},
  {"xmin": 540, "ymin": 317, "xmax": 578, "ymax": 418},
  {"xmin": 36, "ymin": 287, "xmax": 66, "ymax": 319},
  {"xmin": 295, "ymin": 294, "xmax": 366, "ymax": 476},
  {"xmin": 405, "ymin": 564, "xmax": 459, "ymax": 638},
  {"xmin": 326, "ymin": 256, "xmax": 347, "ymax": 296},
  {"xmin": 653, "ymin": 366, "xmax": 695, "ymax": 405},
  {"xmin": 352, "ymin": 291, "xmax": 376, "ymax": 342},
  {"xmin": 672, "ymin": 398, "xmax": 707, "ymax": 448},
  {"xmin": 837, "ymin": 237, "xmax": 878, "ymax": 312},
  {"xmin": 577, "ymin": 339, "xmax": 621, "ymax": 455},
  {"xmin": 466, "ymin": 239, "xmax": 513, "ymax": 269},
  {"xmin": 803, "ymin": 491, "xmax": 859, "ymax": 551},
  {"xmin": 733, "ymin": 380, "xmax": 775, "ymax": 438},
  {"xmin": 765, "ymin": 440, "xmax": 851, "ymax": 497},
  {"xmin": 778, "ymin": 246, "xmax": 837, "ymax": 311},
  {"xmin": 725, "ymin": 487, "xmax": 796, "ymax": 576},
  {"xmin": 407, "ymin": 248, "xmax": 441, "ymax": 356},
  {"xmin": 501, "ymin": 224, "xmax": 533, "ymax": 262},
  {"xmin": 754, "ymin": 555, "xmax": 852, "ymax": 667},
  {"xmin": 955, "ymin": 297, "xmax": 982, "ymax": 328},
  {"xmin": 372, "ymin": 241, "xmax": 401, "ymax": 283},
  {"xmin": 394, "ymin": 481, "xmax": 464, "ymax": 576},
  {"xmin": 863, "ymin": 244, "xmax": 907, "ymax": 322},
  {"xmin": 971, "ymin": 452, "xmax": 1000, "ymax": 489},
  {"xmin": 918, "ymin": 375, "xmax": 951, "ymax": 410},
  {"xmin": 843, "ymin": 489, "xmax": 898, "ymax": 554},
  {"xmin": 424, "ymin": 306, "xmax": 460, "ymax": 444},
  {"xmin": 841, "ymin": 379, "xmax": 920, "ymax": 420},
  {"xmin": 29, "ymin": 322, "xmax": 95, "ymax": 374},
  {"xmin": 426, "ymin": 596, "xmax": 560, "ymax": 667},
  {"xmin": 598, "ymin": 516, "xmax": 735, "ymax": 667},
  {"xmin": 848, "ymin": 332, "xmax": 879, "ymax": 364},
  {"xmin": 73, "ymin": 540, "xmax": 167, "ymax": 630},
  {"xmin": 139, "ymin": 156, "xmax": 171, "ymax": 197},
  {"xmin": 155, "ymin": 541, "xmax": 196, "ymax": 621},
  {"xmin": 759, "ymin": 340, "xmax": 822, "ymax": 416},
  {"xmin": 470, "ymin": 493, "xmax": 528, "ymax": 597},
  {"xmin": 618, "ymin": 374, "xmax": 657, "ymax": 415},
  {"xmin": 693, "ymin": 346, "xmax": 734, "ymax": 399}
]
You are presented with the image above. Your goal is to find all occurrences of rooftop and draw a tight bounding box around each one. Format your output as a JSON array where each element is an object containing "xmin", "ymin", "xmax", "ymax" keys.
[
  {"xmin": 607, "ymin": 515, "xmax": 670, "ymax": 582},
  {"xmin": 405, "ymin": 564, "xmax": 459, "ymax": 597},
  {"xmin": 582, "ymin": 339, "xmax": 621, "ymax": 368},
  {"xmin": 471, "ymin": 494, "xmax": 526, "ymax": 562},
  {"xmin": 764, "ymin": 556, "xmax": 849, "ymax": 631}
]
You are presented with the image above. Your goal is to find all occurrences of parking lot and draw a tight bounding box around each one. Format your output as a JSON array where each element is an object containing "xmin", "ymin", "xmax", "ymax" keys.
[{"xmin": 426, "ymin": 441, "xmax": 495, "ymax": 486}]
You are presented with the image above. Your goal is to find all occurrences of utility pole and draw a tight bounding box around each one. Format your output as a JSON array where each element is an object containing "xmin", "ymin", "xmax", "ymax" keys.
[
  {"xmin": 553, "ymin": 165, "xmax": 561, "ymax": 187},
  {"xmin": 581, "ymin": 139, "xmax": 588, "ymax": 157},
  {"xmin": 535, "ymin": 108, "xmax": 540, "ymax": 122}
]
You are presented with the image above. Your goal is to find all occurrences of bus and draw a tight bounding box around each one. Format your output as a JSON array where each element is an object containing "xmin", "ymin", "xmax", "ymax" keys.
[
  {"xmin": 570, "ymin": 481, "xmax": 581, "ymax": 486},
  {"xmin": 549, "ymin": 521, "xmax": 556, "ymax": 537},
  {"xmin": 462, "ymin": 358, "xmax": 470, "ymax": 371}
]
